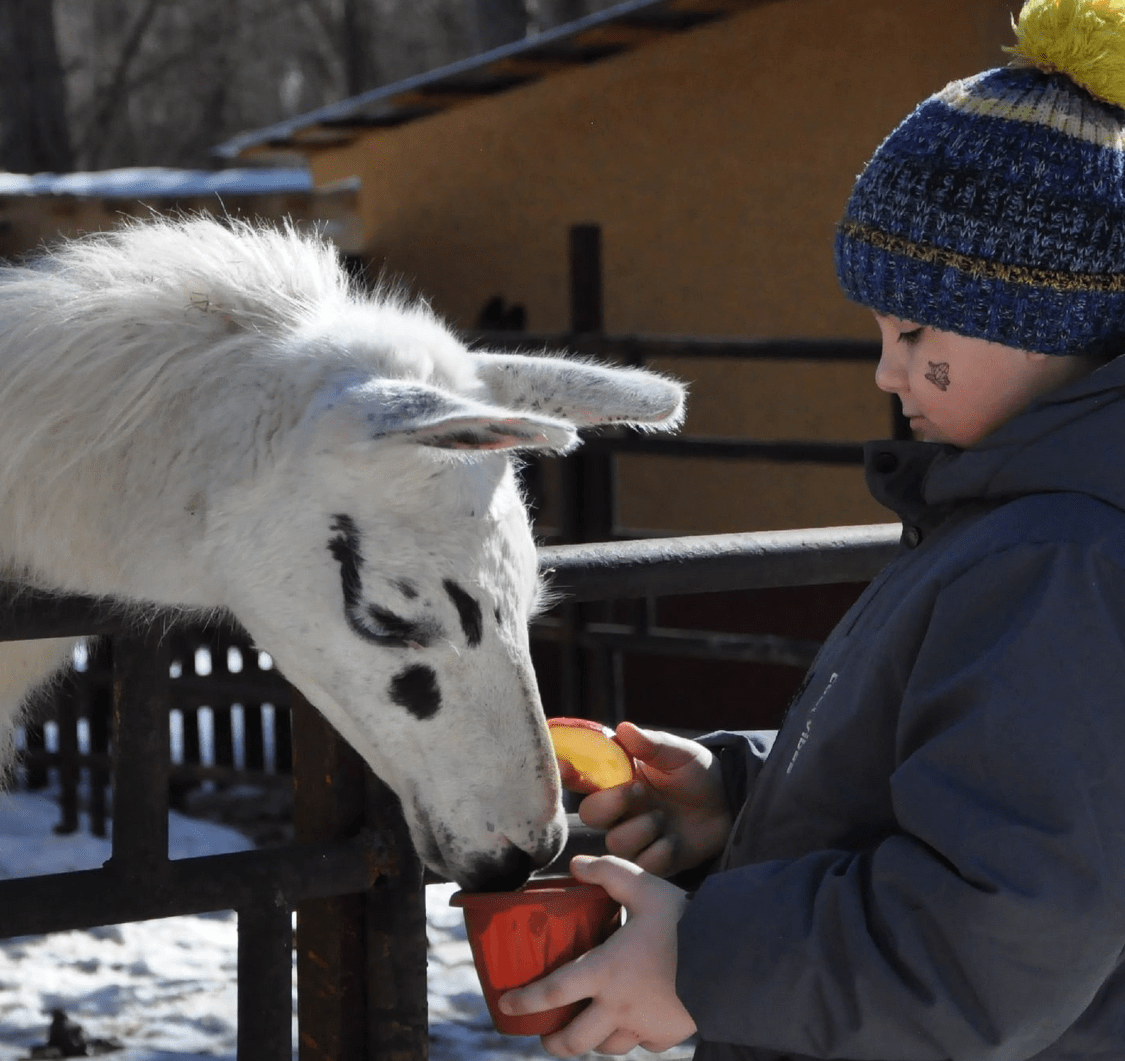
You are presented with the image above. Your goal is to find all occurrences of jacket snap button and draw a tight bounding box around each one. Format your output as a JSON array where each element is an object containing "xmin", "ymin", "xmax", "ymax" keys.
[
  {"xmin": 873, "ymin": 451, "xmax": 899, "ymax": 474},
  {"xmin": 903, "ymin": 525, "xmax": 921, "ymax": 547}
]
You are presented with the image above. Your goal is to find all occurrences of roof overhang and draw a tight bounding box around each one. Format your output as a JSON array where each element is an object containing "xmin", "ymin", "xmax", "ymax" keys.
[{"xmin": 215, "ymin": 0, "xmax": 777, "ymax": 159}]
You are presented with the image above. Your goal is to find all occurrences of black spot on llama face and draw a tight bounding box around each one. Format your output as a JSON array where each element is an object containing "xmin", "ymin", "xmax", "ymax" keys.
[
  {"xmin": 443, "ymin": 579, "xmax": 483, "ymax": 646},
  {"xmin": 390, "ymin": 664, "xmax": 442, "ymax": 719},
  {"xmin": 328, "ymin": 514, "xmax": 364, "ymax": 611},
  {"xmin": 328, "ymin": 514, "xmax": 434, "ymax": 647}
]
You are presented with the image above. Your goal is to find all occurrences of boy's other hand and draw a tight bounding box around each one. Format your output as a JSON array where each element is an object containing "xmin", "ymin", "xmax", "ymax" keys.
[
  {"xmin": 578, "ymin": 721, "xmax": 732, "ymax": 878},
  {"xmin": 498, "ymin": 854, "xmax": 697, "ymax": 1057}
]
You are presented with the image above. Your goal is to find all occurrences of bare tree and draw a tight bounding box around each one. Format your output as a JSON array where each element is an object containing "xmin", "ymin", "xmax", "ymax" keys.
[
  {"xmin": 0, "ymin": 0, "xmax": 73, "ymax": 172},
  {"xmin": 532, "ymin": 0, "xmax": 584, "ymax": 30},
  {"xmin": 529, "ymin": 0, "xmax": 623, "ymax": 31},
  {"xmin": 368, "ymin": 0, "xmax": 478, "ymax": 86},
  {"xmin": 296, "ymin": 0, "xmax": 382, "ymax": 98},
  {"xmin": 341, "ymin": 0, "xmax": 378, "ymax": 95},
  {"xmin": 469, "ymin": 0, "xmax": 529, "ymax": 51},
  {"xmin": 50, "ymin": 0, "xmax": 556, "ymax": 171},
  {"xmin": 59, "ymin": 0, "xmax": 316, "ymax": 169},
  {"xmin": 74, "ymin": 0, "xmax": 164, "ymax": 170}
]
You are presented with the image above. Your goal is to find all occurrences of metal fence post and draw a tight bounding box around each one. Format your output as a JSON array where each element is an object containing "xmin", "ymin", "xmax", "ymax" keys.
[
  {"xmin": 292, "ymin": 690, "xmax": 371, "ymax": 1060},
  {"xmin": 87, "ymin": 637, "xmax": 112, "ymax": 837},
  {"xmin": 238, "ymin": 900, "xmax": 295, "ymax": 1061},
  {"xmin": 53, "ymin": 670, "xmax": 80, "ymax": 834},
  {"xmin": 106, "ymin": 628, "xmax": 170, "ymax": 876},
  {"xmin": 365, "ymin": 771, "xmax": 428, "ymax": 1061},
  {"xmin": 564, "ymin": 221, "xmax": 619, "ymax": 724},
  {"xmin": 291, "ymin": 690, "xmax": 429, "ymax": 1060}
]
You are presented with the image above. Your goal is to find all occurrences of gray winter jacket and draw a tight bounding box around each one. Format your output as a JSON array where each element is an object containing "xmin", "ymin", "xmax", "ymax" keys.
[{"xmin": 676, "ymin": 355, "xmax": 1125, "ymax": 1061}]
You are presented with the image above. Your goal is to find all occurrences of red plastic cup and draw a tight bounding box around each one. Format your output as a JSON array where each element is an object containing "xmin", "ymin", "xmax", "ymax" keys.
[{"xmin": 450, "ymin": 875, "xmax": 622, "ymax": 1036}]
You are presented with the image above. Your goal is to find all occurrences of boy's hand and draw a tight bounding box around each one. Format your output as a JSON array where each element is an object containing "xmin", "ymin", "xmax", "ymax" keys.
[
  {"xmin": 498, "ymin": 855, "xmax": 697, "ymax": 1057},
  {"xmin": 579, "ymin": 722, "xmax": 732, "ymax": 878}
]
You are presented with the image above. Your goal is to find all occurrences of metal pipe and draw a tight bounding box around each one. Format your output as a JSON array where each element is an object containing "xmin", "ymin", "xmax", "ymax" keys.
[
  {"xmin": 471, "ymin": 332, "xmax": 880, "ymax": 363},
  {"xmin": 582, "ymin": 435, "xmax": 867, "ymax": 464},
  {"xmin": 538, "ymin": 523, "xmax": 900, "ymax": 601},
  {"xmin": 0, "ymin": 528, "xmax": 899, "ymax": 641},
  {"xmin": 0, "ymin": 832, "xmax": 390, "ymax": 938}
]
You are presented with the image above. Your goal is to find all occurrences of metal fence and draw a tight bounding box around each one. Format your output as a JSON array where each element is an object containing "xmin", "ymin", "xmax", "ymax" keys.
[
  {"xmin": 22, "ymin": 624, "xmax": 293, "ymax": 838},
  {"xmin": 18, "ymin": 524, "xmax": 900, "ymax": 824},
  {"xmin": 464, "ymin": 223, "xmax": 901, "ymax": 725},
  {"xmin": 0, "ymin": 523, "xmax": 899, "ymax": 1060}
]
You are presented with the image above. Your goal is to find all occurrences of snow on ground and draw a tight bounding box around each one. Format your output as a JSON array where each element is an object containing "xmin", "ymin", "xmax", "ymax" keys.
[{"xmin": 0, "ymin": 788, "xmax": 695, "ymax": 1060}]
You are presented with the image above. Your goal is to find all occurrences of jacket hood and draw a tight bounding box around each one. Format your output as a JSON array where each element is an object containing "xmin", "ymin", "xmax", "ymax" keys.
[{"xmin": 868, "ymin": 355, "xmax": 1125, "ymax": 525}]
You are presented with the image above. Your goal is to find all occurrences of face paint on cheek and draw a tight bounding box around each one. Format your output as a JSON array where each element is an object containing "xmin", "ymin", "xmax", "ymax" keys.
[{"xmin": 925, "ymin": 361, "xmax": 951, "ymax": 391}]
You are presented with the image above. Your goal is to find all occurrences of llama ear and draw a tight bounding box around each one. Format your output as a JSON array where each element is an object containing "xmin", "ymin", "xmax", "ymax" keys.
[
  {"xmin": 304, "ymin": 374, "xmax": 579, "ymax": 454},
  {"xmin": 470, "ymin": 351, "xmax": 686, "ymax": 431}
]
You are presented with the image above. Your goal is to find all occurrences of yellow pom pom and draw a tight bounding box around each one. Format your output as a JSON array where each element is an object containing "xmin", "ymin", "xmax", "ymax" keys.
[{"xmin": 1005, "ymin": 0, "xmax": 1125, "ymax": 109}]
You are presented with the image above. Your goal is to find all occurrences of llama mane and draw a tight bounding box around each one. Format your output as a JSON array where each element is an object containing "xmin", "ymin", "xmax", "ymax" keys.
[{"xmin": 0, "ymin": 215, "xmax": 415, "ymax": 491}]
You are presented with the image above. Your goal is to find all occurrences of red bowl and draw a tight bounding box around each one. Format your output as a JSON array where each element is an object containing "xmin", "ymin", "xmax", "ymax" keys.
[{"xmin": 450, "ymin": 876, "xmax": 622, "ymax": 1036}]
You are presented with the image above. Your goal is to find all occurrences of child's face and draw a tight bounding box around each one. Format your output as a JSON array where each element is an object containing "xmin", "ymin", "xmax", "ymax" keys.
[{"xmin": 872, "ymin": 313, "xmax": 1094, "ymax": 447}]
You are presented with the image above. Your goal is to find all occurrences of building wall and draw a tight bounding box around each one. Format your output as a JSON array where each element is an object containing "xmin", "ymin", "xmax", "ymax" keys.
[{"xmin": 310, "ymin": 0, "xmax": 1019, "ymax": 533}]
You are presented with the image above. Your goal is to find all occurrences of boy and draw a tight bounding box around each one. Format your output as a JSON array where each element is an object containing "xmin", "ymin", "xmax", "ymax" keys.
[{"xmin": 500, "ymin": 1, "xmax": 1125, "ymax": 1057}]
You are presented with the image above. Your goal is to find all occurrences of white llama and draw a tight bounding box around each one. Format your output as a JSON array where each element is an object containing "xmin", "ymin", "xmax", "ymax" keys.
[{"xmin": 0, "ymin": 216, "xmax": 684, "ymax": 891}]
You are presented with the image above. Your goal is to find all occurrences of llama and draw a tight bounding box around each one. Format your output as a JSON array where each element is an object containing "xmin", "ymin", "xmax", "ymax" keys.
[{"xmin": 0, "ymin": 216, "xmax": 684, "ymax": 892}]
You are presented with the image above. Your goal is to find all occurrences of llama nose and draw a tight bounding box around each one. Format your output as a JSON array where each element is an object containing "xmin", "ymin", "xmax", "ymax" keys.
[
  {"xmin": 467, "ymin": 845, "xmax": 535, "ymax": 892},
  {"xmin": 464, "ymin": 820, "xmax": 566, "ymax": 892},
  {"xmin": 526, "ymin": 814, "xmax": 567, "ymax": 870}
]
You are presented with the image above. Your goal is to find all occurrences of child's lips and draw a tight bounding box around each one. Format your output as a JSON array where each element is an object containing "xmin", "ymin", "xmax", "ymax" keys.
[{"xmin": 904, "ymin": 413, "xmax": 927, "ymax": 436}]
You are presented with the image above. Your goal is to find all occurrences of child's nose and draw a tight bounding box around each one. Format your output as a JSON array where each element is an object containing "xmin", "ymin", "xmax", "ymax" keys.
[{"xmin": 874, "ymin": 346, "xmax": 906, "ymax": 394}]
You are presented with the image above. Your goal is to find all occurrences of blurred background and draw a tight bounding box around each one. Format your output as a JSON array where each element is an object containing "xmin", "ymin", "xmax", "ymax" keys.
[
  {"xmin": 3, "ymin": 0, "xmax": 1023, "ymax": 736},
  {"xmin": 10, "ymin": 0, "xmax": 623, "ymax": 173}
]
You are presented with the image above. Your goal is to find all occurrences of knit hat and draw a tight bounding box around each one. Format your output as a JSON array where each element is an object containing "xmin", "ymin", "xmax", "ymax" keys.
[{"xmin": 835, "ymin": 0, "xmax": 1125, "ymax": 357}]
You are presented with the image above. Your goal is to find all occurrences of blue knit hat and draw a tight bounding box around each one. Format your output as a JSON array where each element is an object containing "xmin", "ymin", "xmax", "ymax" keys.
[{"xmin": 835, "ymin": 0, "xmax": 1125, "ymax": 357}]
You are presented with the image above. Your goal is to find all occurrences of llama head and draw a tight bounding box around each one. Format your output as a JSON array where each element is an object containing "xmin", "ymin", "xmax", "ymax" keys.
[
  {"xmin": 212, "ymin": 330, "xmax": 684, "ymax": 892},
  {"xmin": 2, "ymin": 214, "xmax": 684, "ymax": 892}
]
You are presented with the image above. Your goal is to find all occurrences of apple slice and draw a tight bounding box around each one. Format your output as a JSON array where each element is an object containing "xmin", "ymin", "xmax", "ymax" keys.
[{"xmin": 548, "ymin": 717, "xmax": 637, "ymax": 793}]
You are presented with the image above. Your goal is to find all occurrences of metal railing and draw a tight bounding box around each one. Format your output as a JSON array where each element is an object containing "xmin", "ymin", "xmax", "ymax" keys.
[
  {"xmin": 540, "ymin": 524, "xmax": 899, "ymax": 599},
  {"xmin": 0, "ymin": 523, "xmax": 899, "ymax": 1060},
  {"xmin": 22, "ymin": 626, "xmax": 293, "ymax": 838},
  {"xmin": 0, "ymin": 610, "xmax": 421, "ymax": 1061}
]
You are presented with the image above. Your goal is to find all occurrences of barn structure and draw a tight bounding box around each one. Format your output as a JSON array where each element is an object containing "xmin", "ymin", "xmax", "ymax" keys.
[
  {"xmin": 217, "ymin": 0, "xmax": 1022, "ymax": 538},
  {"xmin": 0, "ymin": 167, "xmax": 361, "ymax": 262}
]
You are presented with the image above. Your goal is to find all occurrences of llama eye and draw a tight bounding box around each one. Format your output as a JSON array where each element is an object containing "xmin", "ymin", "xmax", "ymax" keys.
[{"xmin": 348, "ymin": 603, "xmax": 431, "ymax": 648}]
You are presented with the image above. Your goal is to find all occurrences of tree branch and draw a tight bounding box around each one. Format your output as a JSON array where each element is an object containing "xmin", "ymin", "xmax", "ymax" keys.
[{"xmin": 77, "ymin": 0, "xmax": 166, "ymax": 168}]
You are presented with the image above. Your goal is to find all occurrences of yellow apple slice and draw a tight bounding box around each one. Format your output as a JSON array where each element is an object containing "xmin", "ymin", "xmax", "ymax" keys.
[{"xmin": 547, "ymin": 717, "xmax": 637, "ymax": 793}]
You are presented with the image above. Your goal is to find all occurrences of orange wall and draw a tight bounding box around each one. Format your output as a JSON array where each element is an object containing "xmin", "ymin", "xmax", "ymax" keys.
[{"xmin": 310, "ymin": 0, "xmax": 1019, "ymax": 533}]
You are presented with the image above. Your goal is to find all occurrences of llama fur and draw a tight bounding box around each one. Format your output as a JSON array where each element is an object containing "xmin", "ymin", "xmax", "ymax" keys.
[{"xmin": 0, "ymin": 215, "xmax": 684, "ymax": 889}]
